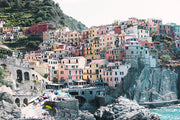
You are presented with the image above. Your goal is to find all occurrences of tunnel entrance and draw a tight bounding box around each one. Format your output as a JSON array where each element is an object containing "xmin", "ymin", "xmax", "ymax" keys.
[
  {"xmin": 23, "ymin": 98, "xmax": 28, "ymax": 106},
  {"xmin": 15, "ymin": 98, "xmax": 20, "ymax": 107},
  {"xmin": 24, "ymin": 72, "xmax": 30, "ymax": 81},
  {"xmin": 17, "ymin": 70, "xmax": 22, "ymax": 83},
  {"xmin": 75, "ymin": 96, "xmax": 86, "ymax": 107}
]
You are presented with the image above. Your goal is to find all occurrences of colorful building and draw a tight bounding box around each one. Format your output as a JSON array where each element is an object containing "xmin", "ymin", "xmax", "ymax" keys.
[
  {"xmin": 100, "ymin": 62, "xmax": 131, "ymax": 87},
  {"xmin": 158, "ymin": 24, "xmax": 174, "ymax": 39},
  {"xmin": 83, "ymin": 59, "xmax": 108, "ymax": 83},
  {"xmin": 23, "ymin": 21, "xmax": 56, "ymax": 35},
  {"xmin": 105, "ymin": 48, "xmax": 123, "ymax": 62},
  {"xmin": 85, "ymin": 37, "xmax": 100, "ymax": 62},
  {"xmin": 58, "ymin": 57, "xmax": 87, "ymax": 85}
]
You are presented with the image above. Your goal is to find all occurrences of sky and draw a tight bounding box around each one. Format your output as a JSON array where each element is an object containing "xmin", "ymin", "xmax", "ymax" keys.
[{"xmin": 54, "ymin": 0, "xmax": 180, "ymax": 28}]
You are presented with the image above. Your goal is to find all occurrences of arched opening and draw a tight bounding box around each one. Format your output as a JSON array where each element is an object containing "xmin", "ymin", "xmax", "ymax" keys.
[
  {"xmin": 36, "ymin": 75, "xmax": 38, "ymax": 80},
  {"xmin": 15, "ymin": 98, "xmax": 20, "ymax": 107},
  {"xmin": 75, "ymin": 96, "xmax": 86, "ymax": 107},
  {"xmin": 17, "ymin": 70, "xmax": 22, "ymax": 83},
  {"xmin": 24, "ymin": 72, "xmax": 29, "ymax": 81},
  {"xmin": 23, "ymin": 98, "xmax": 28, "ymax": 106}
]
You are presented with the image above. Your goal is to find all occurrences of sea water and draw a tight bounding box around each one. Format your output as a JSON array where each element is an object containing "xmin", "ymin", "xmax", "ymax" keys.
[{"xmin": 150, "ymin": 107, "xmax": 180, "ymax": 120}]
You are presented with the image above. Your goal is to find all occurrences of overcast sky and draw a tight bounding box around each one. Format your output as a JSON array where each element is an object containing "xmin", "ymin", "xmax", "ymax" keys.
[{"xmin": 54, "ymin": 0, "xmax": 180, "ymax": 27}]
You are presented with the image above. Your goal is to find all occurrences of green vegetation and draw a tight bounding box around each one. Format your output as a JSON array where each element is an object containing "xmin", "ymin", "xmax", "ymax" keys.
[
  {"xmin": 160, "ymin": 55, "xmax": 171, "ymax": 63},
  {"xmin": 150, "ymin": 49, "xmax": 158, "ymax": 53},
  {"xmin": 52, "ymin": 77, "xmax": 58, "ymax": 83},
  {"xmin": 0, "ymin": 0, "xmax": 87, "ymax": 31},
  {"xmin": 65, "ymin": 15, "xmax": 88, "ymax": 32},
  {"xmin": 2, "ymin": 35, "xmax": 41, "ymax": 50},
  {"xmin": 43, "ymin": 73, "xmax": 48, "ymax": 78}
]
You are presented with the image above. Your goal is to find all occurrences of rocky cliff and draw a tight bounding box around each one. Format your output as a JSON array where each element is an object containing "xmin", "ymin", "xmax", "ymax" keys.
[
  {"xmin": 94, "ymin": 96, "xmax": 160, "ymax": 120},
  {"xmin": 123, "ymin": 67, "xmax": 178, "ymax": 102},
  {"xmin": 0, "ymin": 92, "xmax": 21, "ymax": 119}
]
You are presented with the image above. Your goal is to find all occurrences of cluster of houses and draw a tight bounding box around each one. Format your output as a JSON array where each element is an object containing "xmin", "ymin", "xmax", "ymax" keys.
[
  {"xmin": 1, "ymin": 17, "xmax": 180, "ymax": 87},
  {"xmin": 0, "ymin": 21, "xmax": 24, "ymax": 40}
]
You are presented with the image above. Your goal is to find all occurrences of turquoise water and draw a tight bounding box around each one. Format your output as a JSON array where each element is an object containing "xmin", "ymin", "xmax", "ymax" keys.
[{"xmin": 151, "ymin": 107, "xmax": 180, "ymax": 120}]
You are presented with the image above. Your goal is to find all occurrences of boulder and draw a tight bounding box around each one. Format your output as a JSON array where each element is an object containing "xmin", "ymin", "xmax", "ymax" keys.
[
  {"xmin": 0, "ymin": 92, "xmax": 21, "ymax": 120},
  {"xmin": 94, "ymin": 96, "xmax": 160, "ymax": 120}
]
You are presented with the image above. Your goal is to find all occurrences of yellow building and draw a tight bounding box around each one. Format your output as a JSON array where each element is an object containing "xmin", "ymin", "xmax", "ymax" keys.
[
  {"xmin": 68, "ymin": 31, "xmax": 81, "ymax": 45},
  {"xmin": 83, "ymin": 59, "xmax": 108, "ymax": 83},
  {"xmin": 85, "ymin": 37, "xmax": 100, "ymax": 62},
  {"xmin": 88, "ymin": 28, "xmax": 97, "ymax": 38}
]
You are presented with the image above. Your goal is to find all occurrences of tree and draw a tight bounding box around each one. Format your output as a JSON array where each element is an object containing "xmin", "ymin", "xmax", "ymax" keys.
[
  {"xmin": 43, "ymin": 74, "xmax": 48, "ymax": 78},
  {"xmin": 0, "ymin": 53, "xmax": 4, "ymax": 58},
  {"xmin": 53, "ymin": 78, "xmax": 58, "ymax": 83},
  {"xmin": 160, "ymin": 55, "xmax": 171, "ymax": 63},
  {"xmin": 1, "ymin": 0, "xmax": 10, "ymax": 7},
  {"xmin": 36, "ymin": 17, "xmax": 43, "ymax": 23},
  {"xmin": 26, "ymin": 41, "xmax": 40, "ymax": 50}
]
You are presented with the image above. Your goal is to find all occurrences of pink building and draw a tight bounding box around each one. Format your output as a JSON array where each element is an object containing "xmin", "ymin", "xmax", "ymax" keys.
[
  {"xmin": 139, "ymin": 40, "xmax": 155, "ymax": 49},
  {"xmin": 158, "ymin": 24, "xmax": 174, "ymax": 38},
  {"xmin": 99, "ymin": 62, "xmax": 131, "ymax": 87},
  {"xmin": 105, "ymin": 48, "xmax": 123, "ymax": 62},
  {"xmin": 23, "ymin": 21, "xmax": 56, "ymax": 35},
  {"xmin": 58, "ymin": 57, "xmax": 87, "ymax": 85},
  {"xmin": 97, "ymin": 28, "xmax": 109, "ymax": 36}
]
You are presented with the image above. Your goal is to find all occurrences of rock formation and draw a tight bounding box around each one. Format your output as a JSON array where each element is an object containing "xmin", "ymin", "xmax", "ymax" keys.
[
  {"xmin": 94, "ymin": 96, "xmax": 160, "ymax": 120},
  {"xmin": 123, "ymin": 67, "xmax": 178, "ymax": 102},
  {"xmin": 0, "ymin": 90, "xmax": 21, "ymax": 119}
]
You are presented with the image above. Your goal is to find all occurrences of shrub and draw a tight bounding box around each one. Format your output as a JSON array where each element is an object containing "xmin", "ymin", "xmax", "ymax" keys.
[{"xmin": 160, "ymin": 55, "xmax": 171, "ymax": 63}]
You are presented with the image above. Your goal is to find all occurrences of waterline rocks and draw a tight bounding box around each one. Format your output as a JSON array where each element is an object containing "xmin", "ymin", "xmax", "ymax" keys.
[{"xmin": 94, "ymin": 96, "xmax": 160, "ymax": 120}]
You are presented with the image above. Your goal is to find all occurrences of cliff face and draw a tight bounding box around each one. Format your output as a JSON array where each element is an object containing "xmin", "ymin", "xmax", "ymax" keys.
[
  {"xmin": 0, "ymin": 92, "xmax": 21, "ymax": 119},
  {"xmin": 123, "ymin": 67, "xmax": 178, "ymax": 102},
  {"xmin": 94, "ymin": 96, "xmax": 160, "ymax": 120}
]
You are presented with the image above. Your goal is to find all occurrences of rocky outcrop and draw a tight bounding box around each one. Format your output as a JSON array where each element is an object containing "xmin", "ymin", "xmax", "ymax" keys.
[
  {"xmin": 0, "ymin": 92, "xmax": 21, "ymax": 120},
  {"xmin": 94, "ymin": 96, "xmax": 160, "ymax": 120},
  {"xmin": 77, "ymin": 110, "xmax": 96, "ymax": 120},
  {"xmin": 123, "ymin": 67, "xmax": 178, "ymax": 102}
]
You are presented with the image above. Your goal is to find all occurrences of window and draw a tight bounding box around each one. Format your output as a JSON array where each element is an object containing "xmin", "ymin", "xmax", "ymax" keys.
[
  {"xmin": 126, "ymin": 47, "xmax": 128, "ymax": 50},
  {"xmin": 107, "ymin": 78, "xmax": 109, "ymax": 82},
  {"xmin": 69, "ymin": 60, "xmax": 70, "ymax": 63},
  {"xmin": 115, "ymin": 72, "xmax": 117, "ymax": 75},
  {"xmin": 69, "ymin": 71, "xmax": 71, "ymax": 75},
  {"xmin": 90, "ymin": 91, "xmax": 93, "ymax": 95},
  {"xmin": 90, "ymin": 75, "xmax": 92, "ymax": 78},
  {"xmin": 61, "ymin": 71, "xmax": 64, "ymax": 74},
  {"xmin": 79, "ymin": 71, "xmax": 81, "ymax": 75},
  {"xmin": 110, "ymin": 78, "xmax": 112, "ymax": 81},
  {"xmin": 52, "ymin": 67, "xmax": 55, "ymax": 69},
  {"xmin": 151, "ymin": 43, "xmax": 153, "ymax": 46},
  {"xmin": 61, "ymin": 66, "xmax": 63, "ymax": 68},
  {"xmin": 131, "ymin": 51, "xmax": 134, "ymax": 54},
  {"xmin": 90, "ymin": 65, "xmax": 91, "ymax": 67},
  {"xmin": 76, "ymin": 59, "xmax": 78, "ymax": 63},
  {"xmin": 75, "ymin": 71, "xmax": 77, "ymax": 74},
  {"xmin": 54, "ymin": 71, "xmax": 57, "ymax": 74},
  {"xmin": 96, "ymin": 64, "xmax": 98, "ymax": 67},
  {"xmin": 82, "ymin": 91, "xmax": 84, "ymax": 95},
  {"xmin": 136, "ymin": 47, "xmax": 138, "ymax": 49},
  {"xmin": 110, "ymin": 72, "xmax": 112, "ymax": 75},
  {"xmin": 145, "ymin": 51, "xmax": 148, "ymax": 54}
]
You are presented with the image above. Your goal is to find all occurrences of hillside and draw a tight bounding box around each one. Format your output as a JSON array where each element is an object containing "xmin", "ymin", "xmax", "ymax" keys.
[{"xmin": 0, "ymin": 0, "xmax": 87, "ymax": 32}]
